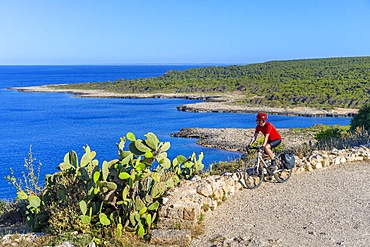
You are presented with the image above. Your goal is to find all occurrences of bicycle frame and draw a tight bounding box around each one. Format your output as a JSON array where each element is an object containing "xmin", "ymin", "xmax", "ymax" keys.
[
  {"xmin": 247, "ymin": 146, "xmax": 272, "ymax": 174},
  {"xmin": 243, "ymin": 145, "xmax": 292, "ymax": 189}
]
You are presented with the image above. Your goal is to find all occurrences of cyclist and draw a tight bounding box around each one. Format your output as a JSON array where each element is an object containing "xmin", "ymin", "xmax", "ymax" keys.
[{"xmin": 247, "ymin": 112, "xmax": 282, "ymax": 168}]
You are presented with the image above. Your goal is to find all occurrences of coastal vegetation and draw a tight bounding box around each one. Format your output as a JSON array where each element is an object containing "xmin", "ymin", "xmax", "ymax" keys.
[
  {"xmin": 1, "ymin": 132, "xmax": 205, "ymax": 246},
  {"xmin": 350, "ymin": 103, "xmax": 370, "ymax": 131},
  {"xmin": 1, "ymin": 60, "xmax": 370, "ymax": 245},
  {"xmin": 53, "ymin": 56, "xmax": 370, "ymax": 110},
  {"xmin": 1, "ymin": 118, "xmax": 370, "ymax": 245}
]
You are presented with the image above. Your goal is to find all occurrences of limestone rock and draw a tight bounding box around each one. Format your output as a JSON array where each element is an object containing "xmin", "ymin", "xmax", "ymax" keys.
[
  {"xmin": 196, "ymin": 182, "xmax": 213, "ymax": 197},
  {"xmin": 150, "ymin": 229, "xmax": 191, "ymax": 246}
]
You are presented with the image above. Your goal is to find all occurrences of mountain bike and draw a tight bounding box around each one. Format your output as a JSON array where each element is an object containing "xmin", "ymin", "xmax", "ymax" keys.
[{"xmin": 243, "ymin": 145, "xmax": 293, "ymax": 189}]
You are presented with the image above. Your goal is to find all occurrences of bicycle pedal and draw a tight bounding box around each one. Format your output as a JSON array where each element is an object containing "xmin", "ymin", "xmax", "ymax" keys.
[{"xmin": 268, "ymin": 166, "xmax": 276, "ymax": 172}]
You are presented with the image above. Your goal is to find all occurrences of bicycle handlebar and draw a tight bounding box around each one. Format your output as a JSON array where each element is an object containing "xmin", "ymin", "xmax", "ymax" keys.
[
  {"xmin": 248, "ymin": 145, "xmax": 263, "ymax": 150},
  {"xmin": 246, "ymin": 145, "xmax": 264, "ymax": 154}
]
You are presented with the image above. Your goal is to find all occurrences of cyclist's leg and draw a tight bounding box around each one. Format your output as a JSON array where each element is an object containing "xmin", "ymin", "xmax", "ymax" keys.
[
  {"xmin": 264, "ymin": 144, "xmax": 274, "ymax": 160},
  {"xmin": 266, "ymin": 139, "xmax": 281, "ymax": 166}
]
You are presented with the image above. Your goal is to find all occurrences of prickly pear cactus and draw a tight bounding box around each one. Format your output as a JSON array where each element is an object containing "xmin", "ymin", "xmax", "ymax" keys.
[{"xmin": 11, "ymin": 131, "xmax": 205, "ymax": 238}]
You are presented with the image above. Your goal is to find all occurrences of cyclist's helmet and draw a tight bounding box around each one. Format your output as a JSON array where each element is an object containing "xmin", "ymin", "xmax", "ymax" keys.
[{"xmin": 256, "ymin": 112, "xmax": 268, "ymax": 121}]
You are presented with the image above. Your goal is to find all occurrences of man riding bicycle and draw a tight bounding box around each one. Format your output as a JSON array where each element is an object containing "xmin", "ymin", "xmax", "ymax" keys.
[{"xmin": 247, "ymin": 112, "xmax": 282, "ymax": 168}]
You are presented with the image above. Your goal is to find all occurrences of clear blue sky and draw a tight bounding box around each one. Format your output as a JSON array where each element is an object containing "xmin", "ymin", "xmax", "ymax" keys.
[{"xmin": 1, "ymin": 0, "xmax": 370, "ymax": 65}]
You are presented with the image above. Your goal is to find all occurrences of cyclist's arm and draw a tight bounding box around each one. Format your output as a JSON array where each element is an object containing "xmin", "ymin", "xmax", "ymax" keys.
[
  {"xmin": 249, "ymin": 132, "xmax": 258, "ymax": 145},
  {"xmin": 262, "ymin": 133, "xmax": 270, "ymax": 147}
]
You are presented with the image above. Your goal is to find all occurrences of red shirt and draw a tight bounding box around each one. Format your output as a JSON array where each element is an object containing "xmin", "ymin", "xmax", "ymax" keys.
[{"xmin": 255, "ymin": 122, "xmax": 281, "ymax": 142}]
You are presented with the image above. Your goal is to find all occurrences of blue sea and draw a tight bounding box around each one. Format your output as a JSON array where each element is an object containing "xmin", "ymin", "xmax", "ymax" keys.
[{"xmin": 0, "ymin": 65, "xmax": 351, "ymax": 199}]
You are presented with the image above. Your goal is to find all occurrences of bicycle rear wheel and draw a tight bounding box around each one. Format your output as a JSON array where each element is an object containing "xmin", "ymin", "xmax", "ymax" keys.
[
  {"xmin": 243, "ymin": 159, "xmax": 263, "ymax": 189},
  {"xmin": 273, "ymin": 159, "xmax": 292, "ymax": 183}
]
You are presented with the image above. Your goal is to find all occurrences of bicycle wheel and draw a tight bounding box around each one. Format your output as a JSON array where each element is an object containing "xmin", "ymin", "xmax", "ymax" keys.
[
  {"xmin": 243, "ymin": 159, "xmax": 264, "ymax": 189},
  {"xmin": 273, "ymin": 159, "xmax": 292, "ymax": 183}
]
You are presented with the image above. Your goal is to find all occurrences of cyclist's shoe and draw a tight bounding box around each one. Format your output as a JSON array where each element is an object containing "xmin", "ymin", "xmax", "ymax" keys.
[
  {"xmin": 270, "ymin": 159, "xmax": 277, "ymax": 168},
  {"xmin": 267, "ymin": 160, "xmax": 277, "ymax": 173},
  {"xmin": 246, "ymin": 167, "xmax": 255, "ymax": 176}
]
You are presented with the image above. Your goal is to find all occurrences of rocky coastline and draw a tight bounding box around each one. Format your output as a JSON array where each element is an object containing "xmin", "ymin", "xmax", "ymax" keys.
[
  {"xmin": 12, "ymin": 85, "xmax": 358, "ymax": 117},
  {"xmin": 176, "ymin": 101, "xmax": 357, "ymax": 117},
  {"xmin": 12, "ymin": 85, "xmax": 355, "ymax": 156},
  {"xmin": 171, "ymin": 127, "xmax": 317, "ymax": 152}
]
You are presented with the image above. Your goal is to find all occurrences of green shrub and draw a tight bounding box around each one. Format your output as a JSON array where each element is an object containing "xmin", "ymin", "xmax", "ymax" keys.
[
  {"xmin": 208, "ymin": 159, "xmax": 243, "ymax": 175},
  {"xmin": 315, "ymin": 127, "xmax": 342, "ymax": 142},
  {"xmin": 288, "ymin": 140, "xmax": 315, "ymax": 159},
  {"xmin": 6, "ymin": 146, "xmax": 43, "ymax": 197},
  {"xmin": 4, "ymin": 146, "xmax": 43, "ymax": 231},
  {"xmin": 44, "ymin": 173, "xmax": 89, "ymax": 235},
  {"xmin": 350, "ymin": 103, "xmax": 370, "ymax": 131},
  {"xmin": 314, "ymin": 124, "xmax": 369, "ymax": 150},
  {"xmin": 0, "ymin": 200, "xmax": 27, "ymax": 226},
  {"xmin": 339, "ymin": 127, "xmax": 370, "ymax": 148}
]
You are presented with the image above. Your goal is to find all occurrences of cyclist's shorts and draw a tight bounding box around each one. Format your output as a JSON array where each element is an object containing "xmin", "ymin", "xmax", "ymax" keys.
[{"xmin": 268, "ymin": 139, "xmax": 281, "ymax": 149}]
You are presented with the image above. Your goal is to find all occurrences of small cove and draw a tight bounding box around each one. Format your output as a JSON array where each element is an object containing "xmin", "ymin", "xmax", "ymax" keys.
[{"xmin": 0, "ymin": 65, "xmax": 351, "ymax": 199}]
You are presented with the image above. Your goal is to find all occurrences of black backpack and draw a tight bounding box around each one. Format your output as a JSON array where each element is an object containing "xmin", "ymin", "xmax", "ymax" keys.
[{"xmin": 280, "ymin": 152, "xmax": 295, "ymax": 169}]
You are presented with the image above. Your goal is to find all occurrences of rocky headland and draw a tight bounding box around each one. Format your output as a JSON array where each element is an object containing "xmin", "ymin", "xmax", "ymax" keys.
[
  {"xmin": 12, "ymin": 85, "xmax": 352, "ymax": 154},
  {"xmin": 5, "ymin": 85, "xmax": 369, "ymax": 247},
  {"xmin": 171, "ymin": 127, "xmax": 317, "ymax": 152},
  {"xmin": 12, "ymin": 85, "xmax": 358, "ymax": 117}
]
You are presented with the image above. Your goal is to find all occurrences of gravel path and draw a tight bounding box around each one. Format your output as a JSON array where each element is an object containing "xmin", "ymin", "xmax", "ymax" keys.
[{"xmin": 190, "ymin": 161, "xmax": 370, "ymax": 247}]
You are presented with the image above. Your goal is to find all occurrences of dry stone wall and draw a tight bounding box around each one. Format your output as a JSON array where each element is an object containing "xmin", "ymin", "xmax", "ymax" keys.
[{"xmin": 150, "ymin": 144, "xmax": 370, "ymax": 245}]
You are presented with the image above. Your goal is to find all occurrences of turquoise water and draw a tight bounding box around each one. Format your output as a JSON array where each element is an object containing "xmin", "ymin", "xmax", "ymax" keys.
[{"xmin": 0, "ymin": 65, "xmax": 351, "ymax": 199}]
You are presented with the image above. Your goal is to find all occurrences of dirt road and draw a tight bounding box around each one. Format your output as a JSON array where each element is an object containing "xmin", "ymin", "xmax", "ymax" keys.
[{"xmin": 190, "ymin": 161, "xmax": 370, "ymax": 247}]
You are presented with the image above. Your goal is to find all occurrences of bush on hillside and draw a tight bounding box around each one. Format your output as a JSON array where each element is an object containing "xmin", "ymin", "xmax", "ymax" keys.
[
  {"xmin": 314, "ymin": 124, "xmax": 369, "ymax": 150},
  {"xmin": 350, "ymin": 103, "xmax": 370, "ymax": 131}
]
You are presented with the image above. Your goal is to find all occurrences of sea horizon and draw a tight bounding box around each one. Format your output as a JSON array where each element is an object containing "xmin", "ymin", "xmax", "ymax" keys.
[{"xmin": 0, "ymin": 63, "xmax": 233, "ymax": 67}]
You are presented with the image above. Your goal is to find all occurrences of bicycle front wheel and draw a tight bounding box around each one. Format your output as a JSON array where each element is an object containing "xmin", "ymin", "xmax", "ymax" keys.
[
  {"xmin": 243, "ymin": 159, "xmax": 263, "ymax": 189},
  {"xmin": 273, "ymin": 160, "xmax": 292, "ymax": 183}
]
